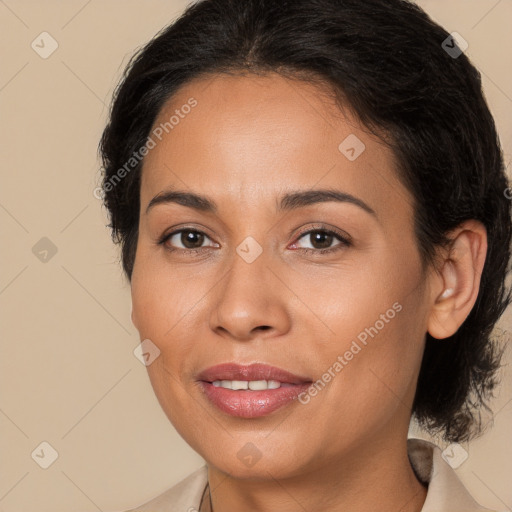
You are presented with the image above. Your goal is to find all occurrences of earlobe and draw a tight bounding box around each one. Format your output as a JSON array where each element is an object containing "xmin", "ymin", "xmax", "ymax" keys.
[{"xmin": 427, "ymin": 220, "xmax": 487, "ymax": 340}]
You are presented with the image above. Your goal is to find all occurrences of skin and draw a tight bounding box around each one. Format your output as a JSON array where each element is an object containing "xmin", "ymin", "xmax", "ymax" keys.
[{"xmin": 130, "ymin": 72, "xmax": 487, "ymax": 512}]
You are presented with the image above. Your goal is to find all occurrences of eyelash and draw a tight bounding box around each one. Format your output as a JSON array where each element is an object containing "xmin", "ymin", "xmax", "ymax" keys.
[
  {"xmin": 157, "ymin": 225, "xmax": 352, "ymax": 257},
  {"xmin": 288, "ymin": 225, "xmax": 352, "ymax": 255}
]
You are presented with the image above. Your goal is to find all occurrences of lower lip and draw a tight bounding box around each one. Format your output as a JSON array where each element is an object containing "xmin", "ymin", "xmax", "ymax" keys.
[{"xmin": 199, "ymin": 381, "xmax": 311, "ymax": 418}]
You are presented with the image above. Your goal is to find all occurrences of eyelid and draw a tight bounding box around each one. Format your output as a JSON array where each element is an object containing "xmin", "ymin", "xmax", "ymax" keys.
[
  {"xmin": 290, "ymin": 223, "xmax": 352, "ymax": 245},
  {"xmin": 157, "ymin": 225, "xmax": 219, "ymax": 249},
  {"xmin": 158, "ymin": 223, "xmax": 352, "ymax": 253},
  {"xmin": 169, "ymin": 231, "xmax": 218, "ymax": 249}
]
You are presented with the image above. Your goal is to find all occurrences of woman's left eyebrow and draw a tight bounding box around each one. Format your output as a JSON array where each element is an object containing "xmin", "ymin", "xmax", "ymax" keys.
[
  {"xmin": 278, "ymin": 189, "xmax": 376, "ymax": 218},
  {"xmin": 145, "ymin": 187, "xmax": 376, "ymax": 218}
]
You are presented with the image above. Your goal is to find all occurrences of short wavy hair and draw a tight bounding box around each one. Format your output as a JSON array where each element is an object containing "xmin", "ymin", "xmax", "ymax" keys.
[{"xmin": 99, "ymin": 0, "xmax": 512, "ymax": 442}]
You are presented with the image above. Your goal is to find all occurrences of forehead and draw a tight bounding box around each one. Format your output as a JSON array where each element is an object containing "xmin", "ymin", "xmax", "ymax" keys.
[{"xmin": 140, "ymin": 72, "xmax": 410, "ymax": 220}]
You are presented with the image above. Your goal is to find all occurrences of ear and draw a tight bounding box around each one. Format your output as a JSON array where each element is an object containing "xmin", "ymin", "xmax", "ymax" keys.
[{"xmin": 427, "ymin": 220, "xmax": 487, "ymax": 340}]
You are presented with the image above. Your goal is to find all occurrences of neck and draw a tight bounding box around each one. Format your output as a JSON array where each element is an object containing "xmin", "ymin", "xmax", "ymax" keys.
[{"xmin": 205, "ymin": 434, "xmax": 427, "ymax": 512}]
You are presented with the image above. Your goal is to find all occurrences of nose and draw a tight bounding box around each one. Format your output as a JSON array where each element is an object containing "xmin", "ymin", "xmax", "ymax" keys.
[{"xmin": 209, "ymin": 249, "xmax": 291, "ymax": 342}]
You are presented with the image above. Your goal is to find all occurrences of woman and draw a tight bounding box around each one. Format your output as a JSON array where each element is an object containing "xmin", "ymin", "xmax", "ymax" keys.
[{"xmin": 99, "ymin": 0, "xmax": 511, "ymax": 510}]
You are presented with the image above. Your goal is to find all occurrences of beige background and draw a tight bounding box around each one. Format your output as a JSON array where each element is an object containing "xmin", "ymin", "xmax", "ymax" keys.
[{"xmin": 1, "ymin": 1, "xmax": 511, "ymax": 511}]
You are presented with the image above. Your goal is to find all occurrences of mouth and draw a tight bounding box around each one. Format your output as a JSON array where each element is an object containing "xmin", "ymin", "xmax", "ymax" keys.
[
  {"xmin": 196, "ymin": 363, "xmax": 313, "ymax": 418},
  {"xmin": 197, "ymin": 362, "xmax": 312, "ymax": 384}
]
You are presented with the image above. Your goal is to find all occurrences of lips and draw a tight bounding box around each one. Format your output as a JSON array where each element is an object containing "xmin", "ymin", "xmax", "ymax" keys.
[
  {"xmin": 197, "ymin": 362, "xmax": 312, "ymax": 385},
  {"xmin": 196, "ymin": 363, "xmax": 314, "ymax": 418}
]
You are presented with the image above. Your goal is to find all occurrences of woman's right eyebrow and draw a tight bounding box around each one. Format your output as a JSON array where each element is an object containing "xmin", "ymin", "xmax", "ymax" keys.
[
  {"xmin": 145, "ymin": 187, "xmax": 377, "ymax": 219},
  {"xmin": 146, "ymin": 188, "xmax": 217, "ymax": 214}
]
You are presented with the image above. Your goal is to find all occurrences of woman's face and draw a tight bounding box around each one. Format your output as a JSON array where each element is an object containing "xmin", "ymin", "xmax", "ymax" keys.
[{"xmin": 131, "ymin": 72, "xmax": 435, "ymax": 479}]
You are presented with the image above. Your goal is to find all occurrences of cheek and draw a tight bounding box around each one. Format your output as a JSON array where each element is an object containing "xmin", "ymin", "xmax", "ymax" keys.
[
  {"xmin": 131, "ymin": 255, "xmax": 203, "ymax": 339},
  {"xmin": 302, "ymin": 254, "xmax": 426, "ymax": 423},
  {"xmin": 305, "ymin": 311, "xmax": 424, "ymax": 446},
  {"xmin": 131, "ymin": 265, "xmax": 200, "ymax": 424},
  {"xmin": 130, "ymin": 258, "xmax": 209, "ymax": 395},
  {"xmin": 291, "ymin": 254, "xmax": 410, "ymax": 338}
]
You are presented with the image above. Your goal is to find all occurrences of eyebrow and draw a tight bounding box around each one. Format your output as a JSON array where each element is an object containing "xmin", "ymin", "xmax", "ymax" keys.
[{"xmin": 145, "ymin": 187, "xmax": 376, "ymax": 217}]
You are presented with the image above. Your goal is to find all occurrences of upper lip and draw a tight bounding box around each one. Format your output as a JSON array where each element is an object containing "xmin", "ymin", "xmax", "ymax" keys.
[{"xmin": 197, "ymin": 363, "xmax": 312, "ymax": 385}]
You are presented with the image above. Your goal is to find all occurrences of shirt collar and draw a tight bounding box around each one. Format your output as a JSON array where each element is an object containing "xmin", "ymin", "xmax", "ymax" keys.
[{"xmin": 408, "ymin": 438, "xmax": 493, "ymax": 511}]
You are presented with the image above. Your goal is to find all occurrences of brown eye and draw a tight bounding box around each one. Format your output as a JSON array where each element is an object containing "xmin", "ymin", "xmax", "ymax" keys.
[
  {"xmin": 307, "ymin": 231, "xmax": 334, "ymax": 249},
  {"xmin": 294, "ymin": 229, "xmax": 350, "ymax": 252},
  {"xmin": 180, "ymin": 230, "xmax": 205, "ymax": 249},
  {"xmin": 160, "ymin": 229, "xmax": 218, "ymax": 251}
]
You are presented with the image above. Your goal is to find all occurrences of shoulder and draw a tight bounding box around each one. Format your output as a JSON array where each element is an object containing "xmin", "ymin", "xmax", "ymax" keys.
[{"xmin": 123, "ymin": 465, "xmax": 208, "ymax": 512}]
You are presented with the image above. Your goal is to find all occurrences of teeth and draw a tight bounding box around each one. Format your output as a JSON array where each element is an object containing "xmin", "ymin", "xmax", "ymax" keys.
[{"xmin": 211, "ymin": 379, "xmax": 282, "ymax": 390}]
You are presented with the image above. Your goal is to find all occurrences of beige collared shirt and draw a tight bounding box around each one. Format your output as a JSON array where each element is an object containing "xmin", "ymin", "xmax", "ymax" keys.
[{"xmin": 125, "ymin": 438, "xmax": 494, "ymax": 512}]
